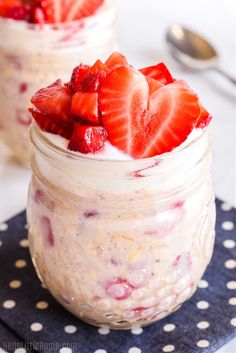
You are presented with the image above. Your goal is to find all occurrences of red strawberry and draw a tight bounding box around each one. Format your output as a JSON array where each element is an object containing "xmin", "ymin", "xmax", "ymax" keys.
[
  {"xmin": 71, "ymin": 92, "xmax": 99, "ymax": 124},
  {"xmin": 71, "ymin": 64, "xmax": 90, "ymax": 92},
  {"xmin": 66, "ymin": 0, "xmax": 104, "ymax": 22},
  {"xmin": 33, "ymin": 6, "xmax": 46, "ymax": 25},
  {"xmin": 140, "ymin": 62, "xmax": 174, "ymax": 85},
  {"xmin": 106, "ymin": 277, "xmax": 133, "ymax": 300},
  {"xmin": 90, "ymin": 59, "xmax": 110, "ymax": 74},
  {"xmin": 3, "ymin": 4, "xmax": 32, "ymax": 21},
  {"xmin": 41, "ymin": 216, "xmax": 54, "ymax": 247},
  {"xmin": 40, "ymin": 0, "xmax": 104, "ymax": 23},
  {"xmin": 196, "ymin": 105, "xmax": 212, "ymax": 128},
  {"xmin": 99, "ymin": 65, "xmax": 149, "ymax": 157},
  {"xmin": 146, "ymin": 76, "xmax": 163, "ymax": 96},
  {"xmin": 29, "ymin": 109, "xmax": 73, "ymax": 139},
  {"xmin": 105, "ymin": 51, "xmax": 128, "ymax": 70},
  {"xmin": 140, "ymin": 80, "xmax": 201, "ymax": 158},
  {"xmin": 80, "ymin": 71, "xmax": 106, "ymax": 92},
  {"xmin": 0, "ymin": 0, "xmax": 21, "ymax": 17},
  {"xmin": 68, "ymin": 124, "xmax": 107, "ymax": 153},
  {"xmin": 31, "ymin": 79, "xmax": 73, "ymax": 124},
  {"xmin": 100, "ymin": 71, "xmax": 200, "ymax": 158}
]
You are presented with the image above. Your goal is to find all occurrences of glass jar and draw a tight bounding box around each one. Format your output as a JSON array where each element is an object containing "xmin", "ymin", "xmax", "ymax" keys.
[
  {"xmin": 27, "ymin": 123, "xmax": 216, "ymax": 329},
  {"xmin": 0, "ymin": 0, "xmax": 116, "ymax": 166}
]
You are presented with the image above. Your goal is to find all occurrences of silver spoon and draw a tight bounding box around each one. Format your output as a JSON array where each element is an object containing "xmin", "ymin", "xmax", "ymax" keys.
[{"xmin": 166, "ymin": 24, "xmax": 236, "ymax": 85}]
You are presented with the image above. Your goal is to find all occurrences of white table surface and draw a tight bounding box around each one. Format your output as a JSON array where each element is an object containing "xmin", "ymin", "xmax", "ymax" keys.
[{"xmin": 0, "ymin": 0, "xmax": 236, "ymax": 351}]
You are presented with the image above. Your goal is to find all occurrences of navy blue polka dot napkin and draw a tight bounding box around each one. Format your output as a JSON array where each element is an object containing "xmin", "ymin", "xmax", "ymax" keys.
[{"xmin": 0, "ymin": 198, "xmax": 235, "ymax": 353}]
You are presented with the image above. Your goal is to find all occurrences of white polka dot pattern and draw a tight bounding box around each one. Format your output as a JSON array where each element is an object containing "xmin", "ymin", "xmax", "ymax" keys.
[
  {"xmin": 94, "ymin": 350, "xmax": 107, "ymax": 353},
  {"xmin": 197, "ymin": 339, "xmax": 209, "ymax": 348},
  {"xmin": 222, "ymin": 221, "xmax": 234, "ymax": 231},
  {"xmin": 59, "ymin": 348, "xmax": 72, "ymax": 353},
  {"xmin": 131, "ymin": 327, "xmax": 143, "ymax": 335},
  {"xmin": 197, "ymin": 321, "xmax": 209, "ymax": 329},
  {"xmin": 224, "ymin": 259, "xmax": 236, "ymax": 269},
  {"xmin": 196, "ymin": 301, "xmax": 209, "ymax": 309},
  {"xmin": 15, "ymin": 259, "xmax": 27, "ymax": 268},
  {"xmin": 163, "ymin": 324, "xmax": 176, "ymax": 332},
  {"xmin": 9, "ymin": 280, "xmax": 22, "ymax": 289},
  {"xmin": 198, "ymin": 279, "xmax": 209, "ymax": 288},
  {"xmin": 227, "ymin": 281, "xmax": 236, "ymax": 290},
  {"xmin": 221, "ymin": 203, "xmax": 232, "ymax": 211},
  {"xmin": 162, "ymin": 345, "xmax": 175, "ymax": 352},
  {"xmin": 19, "ymin": 239, "xmax": 29, "ymax": 248},
  {"xmin": 128, "ymin": 348, "xmax": 142, "ymax": 353},
  {"xmin": 30, "ymin": 322, "xmax": 43, "ymax": 332},
  {"xmin": 14, "ymin": 349, "xmax": 26, "ymax": 353},
  {"xmin": 223, "ymin": 239, "xmax": 235, "ymax": 249},
  {"xmin": 230, "ymin": 318, "xmax": 236, "ymax": 327},
  {"xmin": 98, "ymin": 327, "xmax": 110, "ymax": 335},
  {"xmin": 0, "ymin": 223, "xmax": 8, "ymax": 231},
  {"xmin": 229, "ymin": 297, "xmax": 236, "ymax": 305},
  {"xmin": 3, "ymin": 300, "xmax": 16, "ymax": 309},
  {"xmin": 36, "ymin": 301, "xmax": 48, "ymax": 309}
]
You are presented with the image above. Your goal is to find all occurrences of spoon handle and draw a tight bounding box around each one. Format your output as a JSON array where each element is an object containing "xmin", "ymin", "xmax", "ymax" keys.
[{"xmin": 214, "ymin": 67, "xmax": 236, "ymax": 85}]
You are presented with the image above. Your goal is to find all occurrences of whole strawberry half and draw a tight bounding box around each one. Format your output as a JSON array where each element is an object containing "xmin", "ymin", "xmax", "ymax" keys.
[
  {"xmin": 99, "ymin": 65, "xmax": 201, "ymax": 159},
  {"xmin": 99, "ymin": 65, "xmax": 149, "ymax": 158}
]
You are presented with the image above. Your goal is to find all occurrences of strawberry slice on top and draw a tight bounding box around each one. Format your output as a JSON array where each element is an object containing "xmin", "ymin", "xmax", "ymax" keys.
[
  {"xmin": 99, "ymin": 65, "xmax": 149, "ymax": 157},
  {"xmin": 105, "ymin": 52, "xmax": 128, "ymax": 70},
  {"xmin": 40, "ymin": 0, "xmax": 104, "ymax": 23},
  {"xmin": 140, "ymin": 80, "xmax": 201, "ymax": 158},
  {"xmin": 31, "ymin": 79, "xmax": 73, "ymax": 124},
  {"xmin": 99, "ymin": 66, "xmax": 201, "ymax": 159},
  {"xmin": 140, "ymin": 62, "xmax": 174, "ymax": 85}
]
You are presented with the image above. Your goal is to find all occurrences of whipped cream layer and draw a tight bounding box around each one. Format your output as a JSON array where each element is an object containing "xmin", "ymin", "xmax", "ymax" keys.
[{"xmin": 33, "ymin": 126, "xmax": 211, "ymax": 201}]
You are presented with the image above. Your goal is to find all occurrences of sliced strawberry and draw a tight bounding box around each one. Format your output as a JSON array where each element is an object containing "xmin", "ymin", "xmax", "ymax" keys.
[
  {"xmin": 33, "ymin": 6, "xmax": 46, "ymax": 25},
  {"xmin": 40, "ymin": 0, "xmax": 104, "ymax": 23},
  {"xmin": 105, "ymin": 51, "xmax": 128, "ymax": 70},
  {"xmin": 31, "ymin": 79, "xmax": 73, "ymax": 124},
  {"xmin": 29, "ymin": 109, "xmax": 73, "ymax": 139},
  {"xmin": 90, "ymin": 59, "xmax": 110, "ymax": 74},
  {"xmin": 140, "ymin": 80, "xmax": 201, "ymax": 158},
  {"xmin": 196, "ymin": 105, "xmax": 212, "ymax": 128},
  {"xmin": 0, "ymin": 0, "xmax": 21, "ymax": 17},
  {"xmin": 99, "ymin": 65, "xmax": 149, "ymax": 157},
  {"xmin": 71, "ymin": 64, "xmax": 90, "ymax": 92},
  {"xmin": 80, "ymin": 71, "xmax": 106, "ymax": 92},
  {"xmin": 146, "ymin": 76, "xmax": 163, "ymax": 96},
  {"xmin": 71, "ymin": 92, "xmax": 99, "ymax": 124},
  {"xmin": 68, "ymin": 124, "xmax": 107, "ymax": 153},
  {"xmin": 3, "ymin": 4, "xmax": 33, "ymax": 21},
  {"xmin": 140, "ymin": 62, "xmax": 174, "ymax": 85},
  {"xmin": 66, "ymin": 0, "xmax": 104, "ymax": 22}
]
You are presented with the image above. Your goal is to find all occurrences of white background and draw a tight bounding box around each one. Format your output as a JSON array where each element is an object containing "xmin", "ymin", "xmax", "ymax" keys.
[{"xmin": 0, "ymin": 0, "xmax": 236, "ymax": 351}]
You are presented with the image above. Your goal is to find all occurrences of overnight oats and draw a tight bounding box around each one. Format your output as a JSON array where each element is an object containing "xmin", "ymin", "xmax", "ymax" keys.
[
  {"xmin": 0, "ymin": 0, "xmax": 116, "ymax": 166},
  {"xmin": 27, "ymin": 53, "xmax": 216, "ymax": 329}
]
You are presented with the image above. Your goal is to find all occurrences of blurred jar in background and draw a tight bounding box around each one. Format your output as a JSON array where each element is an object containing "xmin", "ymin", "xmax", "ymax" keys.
[{"xmin": 0, "ymin": 0, "xmax": 116, "ymax": 166}]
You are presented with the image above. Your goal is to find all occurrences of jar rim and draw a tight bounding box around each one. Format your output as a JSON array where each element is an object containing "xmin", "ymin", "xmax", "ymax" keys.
[{"xmin": 30, "ymin": 122, "xmax": 208, "ymax": 165}]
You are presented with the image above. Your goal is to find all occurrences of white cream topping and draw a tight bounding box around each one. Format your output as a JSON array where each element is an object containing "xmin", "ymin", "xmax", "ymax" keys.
[{"xmin": 43, "ymin": 128, "xmax": 203, "ymax": 161}]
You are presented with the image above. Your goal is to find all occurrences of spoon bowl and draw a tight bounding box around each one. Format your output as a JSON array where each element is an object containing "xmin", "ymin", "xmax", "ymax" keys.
[{"xmin": 166, "ymin": 24, "xmax": 218, "ymax": 70}]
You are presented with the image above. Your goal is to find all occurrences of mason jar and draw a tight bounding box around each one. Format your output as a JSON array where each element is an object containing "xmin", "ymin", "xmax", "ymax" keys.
[
  {"xmin": 27, "ymin": 122, "xmax": 216, "ymax": 329},
  {"xmin": 0, "ymin": 0, "xmax": 116, "ymax": 166}
]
